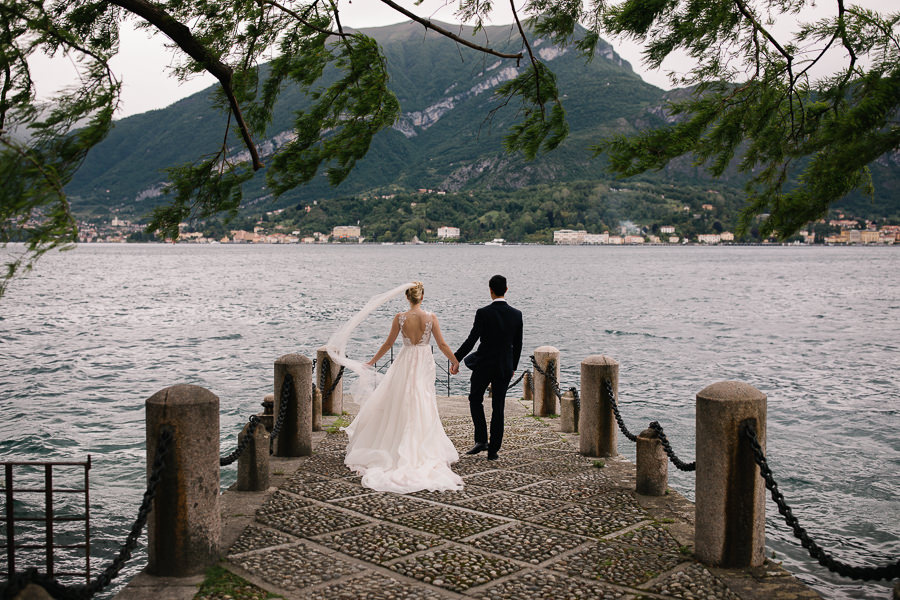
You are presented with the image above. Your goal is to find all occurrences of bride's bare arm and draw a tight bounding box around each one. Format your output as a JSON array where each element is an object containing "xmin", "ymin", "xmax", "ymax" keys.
[
  {"xmin": 431, "ymin": 316, "xmax": 460, "ymax": 371},
  {"xmin": 367, "ymin": 314, "xmax": 401, "ymax": 366}
]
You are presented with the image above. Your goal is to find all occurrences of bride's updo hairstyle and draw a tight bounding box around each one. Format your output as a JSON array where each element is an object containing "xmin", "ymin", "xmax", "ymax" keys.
[{"xmin": 406, "ymin": 281, "xmax": 424, "ymax": 305}]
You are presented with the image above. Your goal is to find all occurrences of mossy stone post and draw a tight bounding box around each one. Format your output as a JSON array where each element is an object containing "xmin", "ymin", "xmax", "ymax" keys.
[
  {"xmin": 317, "ymin": 346, "xmax": 343, "ymax": 416},
  {"xmin": 636, "ymin": 427, "xmax": 667, "ymax": 496},
  {"xmin": 560, "ymin": 389, "xmax": 578, "ymax": 433},
  {"xmin": 695, "ymin": 381, "xmax": 767, "ymax": 567},
  {"xmin": 533, "ymin": 346, "xmax": 559, "ymax": 417},
  {"xmin": 274, "ymin": 354, "xmax": 313, "ymax": 457},
  {"xmin": 236, "ymin": 422, "xmax": 269, "ymax": 491},
  {"xmin": 259, "ymin": 393, "xmax": 274, "ymax": 432},
  {"xmin": 145, "ymin": 384, "xmax": 220, "ymax": 576},
  {"xmin": 523, "ymin": 371, "xmax": 533, "ymax": 402},
  {"xmin": 579, "ymin": 355, "xmax": 618, "ymax": 457}
]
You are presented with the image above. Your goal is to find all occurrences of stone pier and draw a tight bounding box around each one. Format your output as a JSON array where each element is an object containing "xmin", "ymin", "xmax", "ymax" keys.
[{"xmin": 117, "ymin": 392, "xmax": 822, "ymax": 600}]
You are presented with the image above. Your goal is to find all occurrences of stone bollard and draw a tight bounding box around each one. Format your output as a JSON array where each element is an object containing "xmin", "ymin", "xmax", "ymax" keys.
[
  {"xmin": 274, "ymin": 354, "xmax": 313, "ymax": 457},
  {"xmin": 236, "ymin": 421, "xmax": 270, "ymax": 491},
  {"xmin": 636, "ymin": 427, "xmax": 668, "ymax": 496},
  {"xmin": 695, "ymin": 381, "xmax": 767, "ymax": 568},
  {"xmin": 145, "ymin": 384, "xmax": 220, "ymax": 576},
  {"xmin": 317, "ymin": 346, "xmax": 343, "ymax": 416},
  {"xmin": 579, "ymin": 355, "xmax": 618, "ymax": 457},
  {"xmin": 532, "ymin": 346, "xmax": 560, "ymax": 417},
  {"xmin": 560, "ymin": 389, "xmax": 579, "ymax": 433},
  {"xmin": 523, "ymin": 371, "xmax": 533, "ymax": 402},
  {"xmin": 259, "ymin": 393, "xmax": 274, "ymax": 432},
  {"xmin": 312, "ymin": 387, "xmax": 323, "ymax": 432}
]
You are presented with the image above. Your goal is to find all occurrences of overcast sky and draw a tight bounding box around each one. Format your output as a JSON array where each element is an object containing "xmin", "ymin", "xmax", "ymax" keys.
[{"xmin": 26, "ymin": 0, "xmax": 881, "ymax": 119}]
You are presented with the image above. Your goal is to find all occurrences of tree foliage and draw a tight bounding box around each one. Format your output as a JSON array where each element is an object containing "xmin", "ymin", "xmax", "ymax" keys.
[
  {"xmin": 1, "ymin": 0, "xmax": 898, "ymax": 296},
  {"xmin": 590, "ymin": 0, "xmax": 900, "ymax": 238}
]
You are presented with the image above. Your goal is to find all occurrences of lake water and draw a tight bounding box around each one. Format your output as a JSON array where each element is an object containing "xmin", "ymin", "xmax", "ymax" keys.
[{"xmin": 1, "ymin": 243, "xmax": 897, "ymax": 599}]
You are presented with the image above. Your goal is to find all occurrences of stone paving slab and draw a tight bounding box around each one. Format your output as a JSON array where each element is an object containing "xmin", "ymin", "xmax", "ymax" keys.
[
  {"xmin": 203, "ymin": 396, "xmax": 821, "ymax": 600},
  {"xmin": 230, "ymin": 543, "xmax": 363, "ymax": 591},
  {"xmin": 388, "ymin": 506, "xmax": 510, "ymax": 540},
  {"xmin": 480, "ymin": 569, "xmax": 625, "ymax": 599},
  {"xmin": 314, "ymin": 523, "xmax": 445, "ymax": 565},
  {"xmin": 388, "ymin": 546, "xmax": 524, "ymax": 592},
  {"xmin": 303, "ymin": 572, "xmax": 448, "ymax": 600},
  {"xmin": 549, "ymin": 538, "xmax": 687, "ymax": 587},
  {"xmin": 467, "ymin": 522, "xmax": 588, "ymax": 564}
]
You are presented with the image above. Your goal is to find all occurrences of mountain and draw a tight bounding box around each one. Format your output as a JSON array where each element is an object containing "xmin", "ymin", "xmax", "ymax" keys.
[{"xmin": 65, "ymin": 21, "xmax": 898, "ymax": 223}]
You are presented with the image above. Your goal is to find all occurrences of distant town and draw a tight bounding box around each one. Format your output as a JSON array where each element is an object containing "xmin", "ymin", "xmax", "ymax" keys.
[{"xmin": 76, "ymin": 216, "xmax": 900, "ymax": 246}]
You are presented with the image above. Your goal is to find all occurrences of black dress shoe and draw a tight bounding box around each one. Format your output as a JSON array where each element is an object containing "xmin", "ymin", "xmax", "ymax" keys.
[
  {"xmin": 465, "ymin": 443, "xmax": 489, "ymax": 455},
  {"xmin": 486, "ymin": 451, "xmax": 499, "ymax": 461}
]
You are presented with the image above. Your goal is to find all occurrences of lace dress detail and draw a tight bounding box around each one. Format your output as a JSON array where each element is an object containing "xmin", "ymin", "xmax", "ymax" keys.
[
  {"xmin": 342, "ymin": 310, "xmax": 461, "ymax": 494},
  {"xmin": 399, "ymin": 312, "xmax": 433, "ymax": 346}
]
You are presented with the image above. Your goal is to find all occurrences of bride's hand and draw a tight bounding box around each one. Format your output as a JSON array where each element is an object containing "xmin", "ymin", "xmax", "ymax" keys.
[
  {"xmin": 450, "ymin": 359, "xmax": 459, "ymax": 375},
  {"xmin": 365, "ymin": 358, "xmax": 376, "ymax": 367}
]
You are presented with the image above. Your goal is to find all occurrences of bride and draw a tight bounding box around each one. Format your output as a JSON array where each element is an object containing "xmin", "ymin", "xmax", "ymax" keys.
[{"xmin": 325, "ymin": 281, "xmax": 464, "ymax": 494}]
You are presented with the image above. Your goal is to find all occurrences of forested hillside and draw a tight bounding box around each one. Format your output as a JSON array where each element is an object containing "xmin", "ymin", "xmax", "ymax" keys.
[{"xmin": 66, "ymin": 21, "xmax": 899, "ymax": 231}]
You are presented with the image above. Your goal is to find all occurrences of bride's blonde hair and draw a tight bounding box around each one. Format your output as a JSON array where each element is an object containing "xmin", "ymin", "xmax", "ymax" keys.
[{"xmin": 405, "ymin": 281, "xmax": 424, "ymax": 304}]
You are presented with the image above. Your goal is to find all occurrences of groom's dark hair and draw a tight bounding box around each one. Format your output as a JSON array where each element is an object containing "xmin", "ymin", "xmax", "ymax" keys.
[{"xmin": 489, "ymin": 275, "xmax": 507, "ymax": 297}]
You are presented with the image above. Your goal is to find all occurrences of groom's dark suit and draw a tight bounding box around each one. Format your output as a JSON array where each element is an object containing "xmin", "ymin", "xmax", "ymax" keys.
[{"xmin": 455, "ymin": 299, "xmax": 524, "ymax": 453}]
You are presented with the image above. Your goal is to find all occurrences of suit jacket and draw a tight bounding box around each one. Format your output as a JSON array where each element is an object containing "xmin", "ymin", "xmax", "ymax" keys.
[{"xmin": 455, "ymin": 300, "xmax": 523, "ymax": 378}]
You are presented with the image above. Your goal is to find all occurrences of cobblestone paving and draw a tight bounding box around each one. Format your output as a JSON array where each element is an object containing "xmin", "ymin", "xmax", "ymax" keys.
[{"xmin": 225, "ymin": 412, "xmax": 749, "ymax": 600}]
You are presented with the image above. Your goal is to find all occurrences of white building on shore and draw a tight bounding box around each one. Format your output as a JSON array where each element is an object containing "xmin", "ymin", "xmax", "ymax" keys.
[
  {"xmin": 437, "ymin": 226, "xmax": 460, "ymax": 239},
  {"xmin": 584, "ymin": 232, "xmax": 609, "ymax": 245}
]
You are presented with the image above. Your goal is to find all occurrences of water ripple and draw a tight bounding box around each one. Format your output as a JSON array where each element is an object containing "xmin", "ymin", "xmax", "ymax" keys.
[{"xmin": 1, "ymin": 243, "xmax": 897, "ymax": 600}]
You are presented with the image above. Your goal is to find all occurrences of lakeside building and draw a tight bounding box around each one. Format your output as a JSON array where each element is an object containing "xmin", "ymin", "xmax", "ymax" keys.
[
  {"xmin": 697, "ymin": 234, "xmax": 721, "ymax": 244},
  {"xmin": 660, "ymin": 225, "xmax": 676, "ymax": 235},
  {"xmin": 824, "ymin": 229, "xmax": 896, "ymax": 244},
  {"xmin": 231, "ymin": 230, "xmax": 260, "ymax": 243},
  {"xmin": 437, "ymin": 226, "xmax": 460, "ymax": 239},
  {"xmin": 624, "ymin": 235, "xmax": 645, "ymax": 244},
  {"xmin": 584, "ymin": 233, "xmax": 609, "ymax": 244},
  {"xmin": 332, "ymin": 225, "xmax": 362, "ymax": 241},
  {"xmin": 553, "ymin": 229, "xmax": 587, "ymax": 244}
]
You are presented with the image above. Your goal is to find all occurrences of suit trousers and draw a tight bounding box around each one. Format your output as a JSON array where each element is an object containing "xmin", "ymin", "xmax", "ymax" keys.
[{"xmin": 468, "ymin": 367, "xmax": 511, "ymax": 452}]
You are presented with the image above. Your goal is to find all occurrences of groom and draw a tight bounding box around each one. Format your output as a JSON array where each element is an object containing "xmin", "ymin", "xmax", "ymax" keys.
[{"xmin": 451, "ymin": 275, "xmax": 523, "ymax": 460}]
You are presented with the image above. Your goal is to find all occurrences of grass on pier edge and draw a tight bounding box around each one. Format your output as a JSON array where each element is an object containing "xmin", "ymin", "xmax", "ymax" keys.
[{"xmin": 194, "ymin": 565, "xmax": 281, "ymax": 600}]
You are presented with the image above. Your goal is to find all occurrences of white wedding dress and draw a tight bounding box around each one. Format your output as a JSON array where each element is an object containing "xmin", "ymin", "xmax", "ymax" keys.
[{"xmin": 341, "ymin": 311, "xmax": 463, "ymax": 494}]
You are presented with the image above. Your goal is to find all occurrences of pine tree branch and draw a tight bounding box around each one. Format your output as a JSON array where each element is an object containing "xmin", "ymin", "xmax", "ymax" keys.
[{"xmin": 107, "ymin": 0, "xmax": 264, "ymax": 170}]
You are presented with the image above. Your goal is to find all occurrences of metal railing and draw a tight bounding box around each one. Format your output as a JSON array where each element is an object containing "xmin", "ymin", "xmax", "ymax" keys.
[{"xmin": 1, "ymin": 459, "xmax": 92, "ymax": 584}]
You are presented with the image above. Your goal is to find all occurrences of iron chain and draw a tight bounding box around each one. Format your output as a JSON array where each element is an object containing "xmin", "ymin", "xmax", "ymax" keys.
[
  {"xmin": 219, "ymin": 415, "xmax": 262, "ymax": 466},
  {"xmin": 648, "ymin": 421, "xmax": 696, "ymax": 471},
  {"xmin": 530, "ymin": 355, "xmax": 563, "ymax": 399},
  {"xmin": 269, "ymin": 373, "xmax": 293, "ymax": 454},
  {"xmin": 742, "ymin": 423, "xmax": 899, "ymax": 581},
  {"xmin": 83, "ymin": 427, "xmax": 173, "ymax": 595},
  {"xmin": 318, "ymin": 355, "xmax": 344, "ymax": 405},
  {"xmin": 508, "ymin": 369, "xmax": 526, "ymax": 390},
  {"xmin": 570, "ymin": 386, "xmax": 581, "ymax": 415},
  {"xmin": 605, "ymin": 379, "xmax": 638, "ymax": 442}
]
